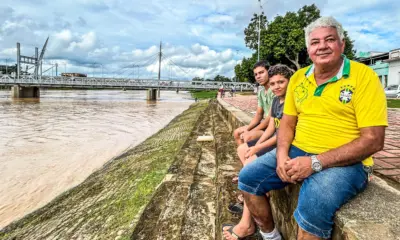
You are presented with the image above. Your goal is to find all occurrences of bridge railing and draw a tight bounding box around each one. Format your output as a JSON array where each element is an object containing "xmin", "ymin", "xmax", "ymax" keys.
[{"xmin": 0, "ymin": 75, "xmax": 255, "ymax": 90}]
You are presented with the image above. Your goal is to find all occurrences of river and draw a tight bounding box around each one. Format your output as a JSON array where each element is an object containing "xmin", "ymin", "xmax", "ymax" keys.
[{"xmin": 0, "ymin": 89, "xmax": 193, "ymax": 229}]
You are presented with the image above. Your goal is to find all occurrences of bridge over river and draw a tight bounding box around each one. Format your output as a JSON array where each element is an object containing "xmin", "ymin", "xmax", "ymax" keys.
[{"xmin": 0, "ymin": 75, "xmax": 254, "ymax": 99}]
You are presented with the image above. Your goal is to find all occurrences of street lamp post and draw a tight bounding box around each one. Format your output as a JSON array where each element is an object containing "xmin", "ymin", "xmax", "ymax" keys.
[
  {"xmin": 257, "ymin": 0, "xmax": 264, "ymax": 62},
  {"xmin": 92, "ymin": 62, "xmax": 96, "ymax": 77},
  {"xmin": 5, "ymin": 58, "xmax": 10, "ymax": 75}
]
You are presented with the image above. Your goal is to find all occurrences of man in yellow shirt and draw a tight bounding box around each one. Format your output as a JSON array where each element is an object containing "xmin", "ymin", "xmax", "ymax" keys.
[{"xmin": 237, "ymin": 17, "xmax": 387, "ymax": 240}]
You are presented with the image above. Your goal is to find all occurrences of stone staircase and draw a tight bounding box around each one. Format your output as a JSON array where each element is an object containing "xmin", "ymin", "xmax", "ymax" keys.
[{"xmin": 130, "ymin": 101, "xmax": 253, "ymax": 240}]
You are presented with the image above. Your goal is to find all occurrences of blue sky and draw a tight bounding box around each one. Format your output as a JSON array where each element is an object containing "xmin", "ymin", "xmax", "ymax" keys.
[{"xmin": 0, "ymin": 0, "xmax": 399, "ymax": 80}]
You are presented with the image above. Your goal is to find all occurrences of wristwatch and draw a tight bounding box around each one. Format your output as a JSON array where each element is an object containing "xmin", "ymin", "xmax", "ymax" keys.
[{"xmin": 311, "ymin": 155, "xmax": 323, "ymax": 172}]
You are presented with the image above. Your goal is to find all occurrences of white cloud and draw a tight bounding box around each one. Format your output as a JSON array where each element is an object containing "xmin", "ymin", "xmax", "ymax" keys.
[
  {"xmin": 0, "ymin": 0, "xmax": 399, "ymax": 79},
  {"xmin": 54, "ymin": 29, "xmax": 72, "ymax": 42},
  {"xmin": 204, "ymin": 14, "xmax": 235, "ymax": 25},
  {"xmin": 67, "ymin": 31, "xmax": 96, "ymax": 51},
  {"xmin": 0, "ymin": 47, "xmax": 17, "ymax": 56}
]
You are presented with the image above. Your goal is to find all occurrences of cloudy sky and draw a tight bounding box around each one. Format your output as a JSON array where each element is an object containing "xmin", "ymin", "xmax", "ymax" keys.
[{"xmin": 0, "ymin": 0, "xmax": 399, "ymax": 80}]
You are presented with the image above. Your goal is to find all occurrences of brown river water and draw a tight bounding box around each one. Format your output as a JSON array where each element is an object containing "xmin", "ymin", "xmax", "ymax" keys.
[{"xmin": 0, "ymin": 89, "xmax": 193, "ymax": 229}]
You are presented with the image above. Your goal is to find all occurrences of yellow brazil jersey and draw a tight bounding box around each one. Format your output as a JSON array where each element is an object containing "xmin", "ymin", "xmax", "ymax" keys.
[{"xmin": 283, "ymin": 56, "xmax": 388, "ymax": 166}]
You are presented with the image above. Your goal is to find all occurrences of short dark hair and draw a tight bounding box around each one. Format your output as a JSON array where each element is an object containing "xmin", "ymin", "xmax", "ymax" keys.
[
  {"xmin": 253, "ymin": 60, "xmax": 269, "ymax": 70},
  {"xmin": 267, "ymin": 64, "xmax": 294, "ymax": 80}
]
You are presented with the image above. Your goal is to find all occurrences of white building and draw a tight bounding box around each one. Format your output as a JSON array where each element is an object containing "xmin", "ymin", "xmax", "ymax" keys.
[{"xmin": 385, "ymin": 49, "xmax": 400, "ymax": 86}]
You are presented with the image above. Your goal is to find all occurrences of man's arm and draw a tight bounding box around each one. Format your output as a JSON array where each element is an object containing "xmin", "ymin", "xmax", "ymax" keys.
[
  {"xmin": 285, "ymin": 126, "xmax": 385, "ymax": 182},
  {"xmin": 276, "ymin": 114, "xmax": 297, "ymax": 182},
  {"xmin": 318, "ymin": 126, "xmax": 385, "ymax": 167}
]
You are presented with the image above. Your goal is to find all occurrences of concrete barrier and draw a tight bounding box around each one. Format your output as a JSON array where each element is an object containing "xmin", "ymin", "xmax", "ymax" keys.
[{"xmin": 216, "ymin": 98, "xmax": 400, "ymax": 240}]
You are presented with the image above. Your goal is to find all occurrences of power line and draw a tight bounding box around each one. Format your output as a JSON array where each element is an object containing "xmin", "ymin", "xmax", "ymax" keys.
[
  {"xmin": 125, "ymin": 54, "xmax": 159, "ymax": 79},
  {"xmin": 161, "ymin": 55, "xmax": 191, "ymax": 78}
]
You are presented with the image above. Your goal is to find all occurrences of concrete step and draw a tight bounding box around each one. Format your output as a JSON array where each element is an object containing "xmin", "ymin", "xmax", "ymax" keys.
[
  {"xmin": 131, "ymin": 104, "xmax": 214, "ymax": 239},
  {"xmin": 131, "ymin": 101, "xmax": 252, "ymax": 240}
]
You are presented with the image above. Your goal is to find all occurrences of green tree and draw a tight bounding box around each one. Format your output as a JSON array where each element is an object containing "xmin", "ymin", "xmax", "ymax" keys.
[
  {"xmin": 238, "ymin": 4, "xmax": 356, "ymax": 72},
  {"xmin": 234, "ymin": 56, "xmax": 257, "ymax": 83},
  {"xmin": 343, "ymin": 31, "xmax": 356, "ymax": 59},
  {"xmin": 244, "ymin": 13, "xmax": 268, "ymax": 50},
  {"xmin": 192, "ymin": 77, "xmax": 204, "ymax": 81},
  {"xmin": 260, "ymin": 5, "xmax": 321, "ymax": 70},
  {"xmin": 214, "ymin": 74, "xmax": 231, "ymax": 82}
]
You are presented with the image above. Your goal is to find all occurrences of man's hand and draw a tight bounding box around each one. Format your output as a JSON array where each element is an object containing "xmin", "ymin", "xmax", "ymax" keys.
[
  {"xmin": 245, "ymin": 146, "xmax": 258, "ymax": 159},
  {"xmin": 276, "ymin": 154, "xmax": 292, "ymax": 183},
  {"xmin": 284, "ymin": 156, "xmax": 314, "ymax": 182}
]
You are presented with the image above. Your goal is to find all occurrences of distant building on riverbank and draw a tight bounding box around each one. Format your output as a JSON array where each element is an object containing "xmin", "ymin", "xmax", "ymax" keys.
[
  {"xmin": 356, "ymin": 49, "xmax": 400, "ymax": 87},
  {"xmin": 0, "ymin": 64, "xmax": 17, "ymax": 75},
  {"xmin": 61, "ymin": 73, "xmax": 87, "ymax": 77}
]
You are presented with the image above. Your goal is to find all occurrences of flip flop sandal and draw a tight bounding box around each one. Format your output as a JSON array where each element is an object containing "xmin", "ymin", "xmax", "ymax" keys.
[
  {"xmin": 227, "ymin": 202, "xmax": 243, "ymax": 215},
  {"xmin": 222, "ymin": 223, "xmax": 256, "ymax": 240}
]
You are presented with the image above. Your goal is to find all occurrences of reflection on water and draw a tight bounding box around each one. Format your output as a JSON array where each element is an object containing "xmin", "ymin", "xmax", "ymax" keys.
[{"xmin": 0, "ymin": 89, "xmax": 193, "ymax": 228}]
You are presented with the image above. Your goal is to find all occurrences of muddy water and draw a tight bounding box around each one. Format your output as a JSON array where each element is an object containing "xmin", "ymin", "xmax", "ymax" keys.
[{"xmin": 0, "ymin": 89, "xmax": 193, "ymax": 229}]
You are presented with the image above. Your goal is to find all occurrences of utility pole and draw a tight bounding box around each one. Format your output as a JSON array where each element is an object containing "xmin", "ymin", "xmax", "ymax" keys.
[{"xmin": 257, "ymin": 0, "xmax": 263, "ymax": 62}]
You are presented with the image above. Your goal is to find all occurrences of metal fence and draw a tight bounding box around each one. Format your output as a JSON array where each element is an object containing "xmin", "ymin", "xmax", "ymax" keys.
[{"xmin": 0, "ymin": 75, "xmax": 254, "ymax": 91}]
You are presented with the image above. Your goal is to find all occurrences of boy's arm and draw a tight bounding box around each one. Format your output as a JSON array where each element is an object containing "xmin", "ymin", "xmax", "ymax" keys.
[
  {"xmin": 256, "ymin": 111, "xmax": 275, "ymax": 144},
  {"xmin": 246, "ymin": 106, "xmax": 264, "ymax": 131}
]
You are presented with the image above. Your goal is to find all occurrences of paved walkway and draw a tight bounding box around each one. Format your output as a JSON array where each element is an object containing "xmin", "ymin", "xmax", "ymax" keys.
[{"xmin": 221, "ymin": 95, "xmax": 400, "ymax": 184}]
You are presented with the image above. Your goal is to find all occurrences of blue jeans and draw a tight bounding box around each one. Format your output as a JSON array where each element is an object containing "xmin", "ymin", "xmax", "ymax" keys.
[{"xmin": 238, "ymin": 145, "xmax": 368, "ymax": 239}]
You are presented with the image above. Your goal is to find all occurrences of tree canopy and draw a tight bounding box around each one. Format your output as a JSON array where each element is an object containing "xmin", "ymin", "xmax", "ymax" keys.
[
  {"xmin": 192, "ymin": 75, "xmax": 231, "ymax": 82},
  {"xmin": 235, "ymin": 4, "xmax": 357, "ymax": 82}
]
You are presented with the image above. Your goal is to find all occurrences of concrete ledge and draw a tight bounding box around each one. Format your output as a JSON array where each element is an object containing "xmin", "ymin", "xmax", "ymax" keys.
[
  {"xmin": 216, "ymin": 99, "xmax": 400, "ymax": 240},
  {"xmin": 216, "ymin": 98, "xmax": 252, "ymax": 133}
]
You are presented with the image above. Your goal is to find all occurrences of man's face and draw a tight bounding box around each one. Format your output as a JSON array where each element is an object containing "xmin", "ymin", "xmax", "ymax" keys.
[
  {"xmin": 307, "ymin": 27, "xmax": 345, "ymax": 66},
  {"xmin": 253, "ymin": 66, "xmax": 268, "ymax": 86},
  {"xmin": 269, "ymin": 74, "xmax": 289, "ymax": 97}
]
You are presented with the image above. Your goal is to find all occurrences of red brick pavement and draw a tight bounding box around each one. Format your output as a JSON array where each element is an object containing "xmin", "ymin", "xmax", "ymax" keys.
[{"xmin": 222, "ymin": 95, "xmax": 400, "ymax": 183}]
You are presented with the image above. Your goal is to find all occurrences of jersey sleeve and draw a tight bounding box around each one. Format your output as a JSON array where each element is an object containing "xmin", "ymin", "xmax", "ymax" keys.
[
  {"xmin": 257, "ymin": 90, "xmax": 263, "ymax": 108},
  {"xmin": 352, "ymin": 68, "xmax": 388, "ymax": 128}
]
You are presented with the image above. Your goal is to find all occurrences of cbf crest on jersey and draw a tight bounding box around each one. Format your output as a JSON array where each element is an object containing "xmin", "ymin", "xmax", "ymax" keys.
[{"xmin": 339, "ymin": 85, "xmax": 355, "ymax": 104}]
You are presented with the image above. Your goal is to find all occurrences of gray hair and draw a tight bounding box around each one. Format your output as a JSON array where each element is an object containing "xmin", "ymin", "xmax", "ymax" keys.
[{"xmin": 304, "ymin": 16, "xmax": 345, "ymax": 48}]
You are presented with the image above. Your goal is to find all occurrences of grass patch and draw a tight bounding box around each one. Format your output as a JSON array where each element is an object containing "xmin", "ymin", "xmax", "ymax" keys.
[
  {"xmin": 387, "ymin": 99, "xmax": 400, "ymax": 108},
  {"xmin": 190, "ymin": 90, "xmax": 217, "ymax": 99}
]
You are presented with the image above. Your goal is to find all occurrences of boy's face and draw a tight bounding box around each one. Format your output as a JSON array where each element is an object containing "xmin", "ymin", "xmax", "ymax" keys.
[
  {"xmin": 253, "ymin": 66, "xmax": 268, "ymax": 86},
  {"xmin": 269, "ymin": 74, "xmax": 289, "ymax": 97}
]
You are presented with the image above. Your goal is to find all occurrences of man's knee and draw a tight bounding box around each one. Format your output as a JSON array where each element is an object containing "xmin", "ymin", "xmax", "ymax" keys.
[
  {"xmin": 242, "ymin": 132, "xmax": 255, "ymax": 142},
  {"xmin": 233, "ymin": 126, "xmax": 246, "ymax": 139}
]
